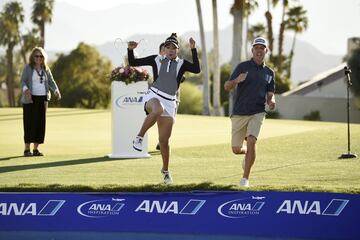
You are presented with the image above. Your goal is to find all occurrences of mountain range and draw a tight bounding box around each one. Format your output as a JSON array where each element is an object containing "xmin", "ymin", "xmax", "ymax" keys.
[
  {"xmin": 96, "ymin": 27, "xmax": 343, "ymax": 86},
  {"xmin": 0, "ymin": 0, "xmax": 344, "ymax": 86}
]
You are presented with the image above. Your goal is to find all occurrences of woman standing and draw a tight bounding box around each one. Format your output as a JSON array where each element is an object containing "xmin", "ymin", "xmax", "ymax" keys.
[
  {"xmin": 21, "ymin": 47, "xmax": 61, "ymax": 157},
  {"xmin": 127, "ymin": 33, "xmax": 200, "ymax": 184}
]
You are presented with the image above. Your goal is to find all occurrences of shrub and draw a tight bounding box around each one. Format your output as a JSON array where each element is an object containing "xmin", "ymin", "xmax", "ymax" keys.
[
  {"xmin": 266, "ymin": 111, "xmax": 280, "ymax": 119},
  {"xmin": 177, "ymin": 82, "xmax": 203, "ymax": 115},
  {"xmin": 51, "ymin": 42, "xmax": 112, "ymax": 109},
  {"xmin": 303, "ymin": 110, "xmax": 321, "ymax": 121}
]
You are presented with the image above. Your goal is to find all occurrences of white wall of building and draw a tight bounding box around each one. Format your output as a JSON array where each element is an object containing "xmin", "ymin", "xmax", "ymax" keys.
[
  {"xmin": 275, "ymin": 95, "xmax": 360, "ymax": 123},
  {"xmin": 302, "ymin": 78, "xmax": 354, "ymax": 98}
]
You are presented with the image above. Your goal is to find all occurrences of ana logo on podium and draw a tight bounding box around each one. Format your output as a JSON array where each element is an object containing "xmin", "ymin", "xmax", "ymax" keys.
[{"xmin": 115, "ymin": 93, "xmax": 144, "ymax": 109}]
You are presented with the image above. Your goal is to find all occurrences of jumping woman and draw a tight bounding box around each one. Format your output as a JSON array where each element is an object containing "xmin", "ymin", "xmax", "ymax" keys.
[{"xmin": 127, "ymin": 33, "xmax": 200, "ymax": 184}]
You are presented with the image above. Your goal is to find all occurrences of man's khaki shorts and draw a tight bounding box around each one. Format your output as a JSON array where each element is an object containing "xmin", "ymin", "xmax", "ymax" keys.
[{"xmin": 231, "ymin": 112, "xmax": 266, "ymax": 147}]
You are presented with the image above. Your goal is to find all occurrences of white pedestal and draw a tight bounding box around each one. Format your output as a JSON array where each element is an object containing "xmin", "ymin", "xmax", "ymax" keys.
[{"xmin": 108, "ymin": 81, "xmax": 150, "ymax": 158}]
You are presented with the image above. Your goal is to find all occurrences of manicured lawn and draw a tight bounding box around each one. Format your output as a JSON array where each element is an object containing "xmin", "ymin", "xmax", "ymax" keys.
[{"xmin": 0, "ymin": 108, "xmax": 359, "ymax": 193}]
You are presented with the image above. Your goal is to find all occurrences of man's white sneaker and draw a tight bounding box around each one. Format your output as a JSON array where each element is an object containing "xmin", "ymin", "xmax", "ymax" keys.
[
  {"xmin": 161, "ymin": 169, "xmax": 173, "ymax": 185},
  {"xmin": 240, "ymin": 146, "xmax": 247, "ymax": 154},
  {"xmin": 133, "ymin": 136, "xmax": 143, "ymax": 151},
  {"xmin": 240, "ymin": 178, "xmax": 249, "ymax": 187}
]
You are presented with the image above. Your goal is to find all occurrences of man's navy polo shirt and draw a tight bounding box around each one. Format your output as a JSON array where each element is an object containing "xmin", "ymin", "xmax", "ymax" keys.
[{"xmin": 230, "ymin": 59, "xmax": 275, "ymax": 116}]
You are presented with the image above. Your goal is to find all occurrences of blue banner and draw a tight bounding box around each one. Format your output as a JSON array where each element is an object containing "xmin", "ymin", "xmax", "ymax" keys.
[{"xmin": 0, "ymin": 191, "xmax": 359, "ymax": 239}]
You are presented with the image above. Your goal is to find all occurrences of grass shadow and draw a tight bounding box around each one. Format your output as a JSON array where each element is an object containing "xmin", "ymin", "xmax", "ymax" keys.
[
  {"xmin": 148, "ymin": 150, "xmax": 161, "ymax": 155},
  {"xmin": 253, "ymin": 159, "xmax": 337, "ymax": 174},
  {"xmin": 46, "ymin": 110, "xmax": 109, "ymax": 118},
  {"xmin": 0, "ymin": 155, "xmax": 149, "ymax": 173},
  {"xmin": 0, "ymin": 109, "xmax": 108, "ymax": 122},
  {"xmin": 0, "ymin": 155, "xmax": 25, "ymax": 161}
]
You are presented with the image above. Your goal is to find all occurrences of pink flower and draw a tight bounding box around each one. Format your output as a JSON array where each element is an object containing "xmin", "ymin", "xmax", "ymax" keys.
[
  {"xmin": 110, "ymin": 65, "xmax": 150, "ymax": 84},
  {"xmin": 134, "ymin": 67, "xmax": 143, "ymax": 73}
]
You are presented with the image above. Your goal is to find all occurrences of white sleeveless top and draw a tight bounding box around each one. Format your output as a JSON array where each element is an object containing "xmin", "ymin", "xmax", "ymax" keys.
[{"xmin": 31, "ymin": 70, "xmax": 46, "ymax": 96}]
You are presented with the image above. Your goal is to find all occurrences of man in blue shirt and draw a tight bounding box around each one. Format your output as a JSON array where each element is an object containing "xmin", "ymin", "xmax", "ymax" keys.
[{"xmin": 224, "ymin": 37, "xmax": 276, "ymax": 187}]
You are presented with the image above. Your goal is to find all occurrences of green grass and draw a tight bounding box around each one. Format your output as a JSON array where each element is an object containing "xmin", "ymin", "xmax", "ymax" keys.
[{"xmin": 0, "ymin": 107, "xmax": 359, "ymax": 193}]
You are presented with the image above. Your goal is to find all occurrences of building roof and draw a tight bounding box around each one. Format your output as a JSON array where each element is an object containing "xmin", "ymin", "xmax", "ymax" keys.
[{"xmin": 282, "ymin": 63, "xmax": 347, "ymax": 96}]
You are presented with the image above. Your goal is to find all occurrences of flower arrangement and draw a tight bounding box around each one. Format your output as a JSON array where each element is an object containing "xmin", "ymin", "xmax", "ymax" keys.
[{"xmin": 110, "ymin": 65, "xmax": 150, "ymax": 85}]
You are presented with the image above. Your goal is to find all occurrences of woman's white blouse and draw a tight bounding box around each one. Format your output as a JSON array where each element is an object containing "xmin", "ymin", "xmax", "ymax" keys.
[{"xmin": 31, "ymin": 70, "xmax": 46, "ymax": 96}]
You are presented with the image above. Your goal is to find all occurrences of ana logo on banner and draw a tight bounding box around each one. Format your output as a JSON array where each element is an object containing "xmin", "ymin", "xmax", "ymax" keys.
[
  {"xmin": 0, "ymin": 200, "xmax": 65, "ymax": 216},
  {"xmin": 77, "ymin": 198, "xmax": 125, "ymax": 218},
  {"xmin": 135, "ymin": 199, "xmax": 206, "ymax": 215},
  {"xmin": 218, "ymin": 196, "xmax": 266, "ymax": 218},
  {"xmin": 276, "ymin": 199, "xmax": 349, "ymax": 216}
]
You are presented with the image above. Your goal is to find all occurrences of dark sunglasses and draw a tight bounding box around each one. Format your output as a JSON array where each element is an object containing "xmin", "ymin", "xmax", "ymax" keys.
[{"xmin": 34, "ymin": 55, "xmax": 44, "ymax": 58}]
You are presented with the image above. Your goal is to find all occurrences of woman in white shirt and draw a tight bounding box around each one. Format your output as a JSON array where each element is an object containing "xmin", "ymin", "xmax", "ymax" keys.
[{"xmin": 20, "ymin": 47, "xmax": 61, "ymax": 157}]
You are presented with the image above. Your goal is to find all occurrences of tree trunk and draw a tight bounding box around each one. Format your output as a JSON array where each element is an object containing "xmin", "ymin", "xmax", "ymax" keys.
[
  {"xmin": 18, "ymin": 32, "xmax": 27, "ymax": 65},
  {"xmin": 6, "ymin": 44, "xmax": 16, "ymax": 107},
  {"xmin": 265, "ymin": 0, "xmax": 274, "ymax": 56},
  {"xmin": 229, "ymin": 0, "xmax": 245, "ymax": 115},
  {"xmin": 212, "ymin": 0, "xmax": 222, "ymax": 115},
  {"xmin": 196, "ymin": 0, "xmax": 210, "ymax": 115},
  {"xmin": 244, "ymin": 14, "xmax": 249, "ymax": 59},
  {"xmin": 265, "ymin": 11, "xmax": 274, "ymax": 56},
  {"xmin": 40, "ymin": 22, "xmax": 45, "ymax": 48},
  {"xmin": 277, "ymin": 22, "xmax": 285, "ymax": 74},
  {"xmin": 287, "ymin": 32, "xmax": 297, "ymax": 79},
  {"xmin": 277, "ymin": 4, "xmax": 286, "ymax": 74}
]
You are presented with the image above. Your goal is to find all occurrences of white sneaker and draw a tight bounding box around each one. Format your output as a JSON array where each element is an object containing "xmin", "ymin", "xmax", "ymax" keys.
[
  {"xmin": 240, "ymin": 178, "xmax": 249, "ymax": 187},
  {"xmin": 161, "ymin": 169, "xmax": 173, "ymax": 184},
  {"xmin": 240, "ymin": 146, "xmax": 247, "ymax": 154},
  {"xmin": 133, "ymin": 136, "xmax": 143, "ymax": 151}
]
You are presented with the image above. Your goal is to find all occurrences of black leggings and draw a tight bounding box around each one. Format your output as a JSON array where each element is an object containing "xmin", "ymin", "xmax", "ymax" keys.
[{"xmin": 23, "ymin": 95, "xmax": 47, "ymax": 144}]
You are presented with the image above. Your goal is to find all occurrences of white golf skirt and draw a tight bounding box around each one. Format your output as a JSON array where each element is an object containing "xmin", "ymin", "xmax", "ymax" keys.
[{"xmin": 143, "ymin": 87, "xmax": 177, "ymax": 118}]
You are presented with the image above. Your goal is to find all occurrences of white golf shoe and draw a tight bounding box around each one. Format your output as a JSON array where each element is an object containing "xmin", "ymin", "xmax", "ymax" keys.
[
  {"xmin": 133, "ymin": 136, "xmax": 143, "ymax": 151},
  {"xmin": 161, "ymin": 169, "xmax": 173, "ymax": 185},
  {"xmin": 240, "ymin": 178, "xmax": 249, "ymax": 187}
]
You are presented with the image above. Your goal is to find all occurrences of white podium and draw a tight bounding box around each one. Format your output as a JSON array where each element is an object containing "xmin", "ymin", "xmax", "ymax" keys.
[{"xmin": 108, "ymin": 81, "xmax": 150, "ymax": 158}]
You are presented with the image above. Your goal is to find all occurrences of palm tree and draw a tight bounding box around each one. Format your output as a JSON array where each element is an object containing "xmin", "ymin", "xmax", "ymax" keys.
[
  {"xmin": 277, "ymin": 0, "xmax": 290, "ymax": 74},
  {"xmin": 248, "ymin": 23, "xmax": 266, "ymax": 43},
  {"xmin": 19, "ymin": 29, "xmax": 41, "ymax": 64},
  {"xmin": 0, "ymin": 1, "xmax": 24, "ymax": 107},
  {"xmin": 247, "ymin": 23, "xmax": 266, "ymax": 58},
  {"xmin": 265, "ymin": 0, "xmax": 279, "ymax": 56},
  {"xmin": 212, "ymin": 0, "xmax": 221, "ymax": 115},
  {"xmin": 286, "ymin": 5, "xmax": 308, "ymax": 79},
  {"xmin": 244, "ymin": 0, "xmax": 258, "ymax": 59},
  {"xmin": 0, "ymin": 56, "xmax": 7, "ymax": 88},
  {"xmin": 196, "ymin": 0, "xmax": 210, "ymax": 115},
  {"xmin": 229, "ymin": 0, "xmax": 245, "ymax": 115},
  {"xmin": 31, "ymin": 0, "xmax": 54, "ymax": 48}
]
